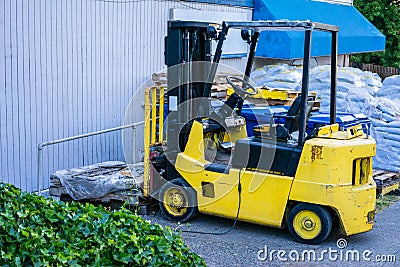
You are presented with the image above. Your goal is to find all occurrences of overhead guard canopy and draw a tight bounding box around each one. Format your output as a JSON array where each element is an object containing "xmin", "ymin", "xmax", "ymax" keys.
[
  {"xmin": 254, "ymin": 0, "xmax": 386, "ymax": 59},
  {"xmin": 222, "ymin": 20, "xmax": 338, "ymax": 33}
]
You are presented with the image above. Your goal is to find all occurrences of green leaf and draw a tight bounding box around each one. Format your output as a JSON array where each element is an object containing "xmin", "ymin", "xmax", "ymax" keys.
[{"xmin": 0, "ymin": 183, "xmax": 206, "ymax": 266}]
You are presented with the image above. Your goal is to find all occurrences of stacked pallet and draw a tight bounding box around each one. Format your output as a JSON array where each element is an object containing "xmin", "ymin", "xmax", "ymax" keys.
[
  {"xmin": 152, "ymin": 71, "xmax": 242, "ymax": 100},
  {"xmin": 151, "ymin": 70, "xmax": 320, "ymax": 106},
  {"xmin": 50, "ymin": 161, "xmax": 143, "ymax": 206},
  {"xmin": 226, "ymin": 86, "xmax": 319, "ymax": 110},
  {"xmin": 152, "ymin": 72, "xmax": 167, "ymax": 87},
  {"xmin": 373, "ymin": 170, "xmax": 400, "ymax": 196}
]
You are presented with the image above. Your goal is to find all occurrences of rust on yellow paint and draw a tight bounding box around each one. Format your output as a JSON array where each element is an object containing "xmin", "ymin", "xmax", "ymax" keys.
[{"xmin": 311, "ymin": 145, "xmax": 323, "ymax": 162}]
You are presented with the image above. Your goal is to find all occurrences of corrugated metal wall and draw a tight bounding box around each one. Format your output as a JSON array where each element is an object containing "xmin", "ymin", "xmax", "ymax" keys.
[
  {"xmin": 187, "ymin": 0, "xmax": 254, "ymax": 7},
  {"xmin": 0, "ymin": 0, "xmax": 252, "ymax": 192}
]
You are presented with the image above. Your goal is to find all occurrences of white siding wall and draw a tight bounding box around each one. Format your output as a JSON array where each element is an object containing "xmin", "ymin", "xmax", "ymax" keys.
[{"xmin": 0, "ymin": 0, "xmax": 252, "ymax": 192}]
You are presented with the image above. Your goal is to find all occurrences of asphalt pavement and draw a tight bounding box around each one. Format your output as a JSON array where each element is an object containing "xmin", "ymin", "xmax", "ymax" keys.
[{"xmin": 142, "ymin": 200, "xmax": 400, "ymax": 267}]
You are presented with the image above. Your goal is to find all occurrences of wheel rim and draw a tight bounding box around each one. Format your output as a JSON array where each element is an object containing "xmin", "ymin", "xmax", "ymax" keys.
[
  {"xmin": 163, "ymin": 186, "xmax": 188, "ymax": 217},
  {"xmin": 293, "ymin": 210, "xmax": 322, "ymax": 240}
]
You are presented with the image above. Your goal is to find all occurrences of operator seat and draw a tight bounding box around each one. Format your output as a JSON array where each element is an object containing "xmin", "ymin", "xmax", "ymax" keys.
[
  {"xmin": 231, "ymin": 96, "xmax": 314, "ymax": 176},
  {"xmin": 254, "ymin": 95, "xmax": 314, "ymax": 141},
  {"xmin": 271, "ymin": 96, "xmax": 302, "ymax": 140}
]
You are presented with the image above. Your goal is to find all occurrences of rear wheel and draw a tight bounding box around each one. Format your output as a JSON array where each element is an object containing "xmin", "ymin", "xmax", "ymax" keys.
[
  {"xmin": 287, "ymin": 203, "xmax": 332, "ymax": 244},
  {"xmin": 159, "ymin": 178, "xmax": 198, "ymax": 222}
]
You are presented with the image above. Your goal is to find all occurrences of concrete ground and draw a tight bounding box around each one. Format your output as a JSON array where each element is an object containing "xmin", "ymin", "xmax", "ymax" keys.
[{"xmin": 143, "ymin": 200, "xmax": 400, "ymax": 267}]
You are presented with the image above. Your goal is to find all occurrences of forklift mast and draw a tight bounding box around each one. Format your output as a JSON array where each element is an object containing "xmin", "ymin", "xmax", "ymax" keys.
[{"xmin": 164, "ymin": 21, "xmax": 217, "ymax": 170}]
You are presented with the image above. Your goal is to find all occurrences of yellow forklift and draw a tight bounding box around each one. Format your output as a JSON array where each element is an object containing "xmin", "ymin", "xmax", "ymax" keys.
[{"xmin": 143, "ymin": 20, "xmax": 376, "ymax": 244}]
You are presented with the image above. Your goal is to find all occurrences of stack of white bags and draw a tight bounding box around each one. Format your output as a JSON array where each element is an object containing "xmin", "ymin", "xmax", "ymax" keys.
[
  {"xmin": 251, "ymin": 64, "xmax": 400, "ymax": 171},
  {"xmin": 251, "ymin": 64, "xmax": 303, "ymax": 90}
]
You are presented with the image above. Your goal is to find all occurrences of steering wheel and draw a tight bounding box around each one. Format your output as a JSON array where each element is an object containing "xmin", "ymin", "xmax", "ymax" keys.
[{"xmin": 226, "ymin": 76, "xmax": 258, "ymax": 97}]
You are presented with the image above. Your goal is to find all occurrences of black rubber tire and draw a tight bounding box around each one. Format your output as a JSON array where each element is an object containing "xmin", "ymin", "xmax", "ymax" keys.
[
  {"xmin": 158, "ymin": 178, "xmax": 199, "ymax": 222},
  {"xmin": 287, "ymin": 203, "xmax": 332, "ymax": 245}
]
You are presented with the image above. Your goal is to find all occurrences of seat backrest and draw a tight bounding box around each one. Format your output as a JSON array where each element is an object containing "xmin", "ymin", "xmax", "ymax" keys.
[
  {"xmin": 287, "ymin": 95, "xmax": 302, "ymax": 117},
  {"xmin": 284, "ymin": 96, "xmax": 302, "ymax": 133},
  {"xmin": 283, "ymin": 95, "xmax": 314, "ymax": 135}
]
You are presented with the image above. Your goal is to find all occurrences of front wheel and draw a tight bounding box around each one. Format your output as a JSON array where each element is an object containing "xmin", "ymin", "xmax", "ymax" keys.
[
  {"xmin": 159, "ymin": 178, "xmax": 199, "ymax": 222},
  {"xmin": 287, "ymin": 203, "xmax": 332, "ymax": 244}
]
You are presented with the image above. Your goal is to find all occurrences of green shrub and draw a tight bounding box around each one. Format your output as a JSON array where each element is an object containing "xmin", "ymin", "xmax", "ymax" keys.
[
  {"xmin": 353, "ymin": 0, "xmax": 400, "ymax": 67},
  {"xmin": 0, "ymin": 183, "xmax": 205, "ymax": 266}
]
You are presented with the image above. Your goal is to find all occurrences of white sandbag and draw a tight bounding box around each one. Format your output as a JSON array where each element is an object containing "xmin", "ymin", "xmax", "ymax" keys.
[
  {"xmin": 373, "ymin": 161, "xmax": 400, "ymax": 172},
  {"xmin": 272, "ymin": 72, "xmax": 302, "ymax": 83},
  {"xmin": 382, "ymin": 75, "xmax": 400, "ymax": 86},
  {"xmin": 320, "ymin": 102, "xmax": 330, "ymax": 107},
  {"xmin": 345, "ymin": 94, "xmax": 364, "ymax": 104},
  {"xmin": 337, "ymin": 72, "xmax": 364, "ymax": 87},
  {"xmin": 382, "ymin": 132, "xmax": 400, "ymax": 143},
  {"xmin": 252, "ymin": 63, "xmax": 303, "ymax": 88},
  {"xmin": 377, "ymin": 104, "xmax": 397, "ymax": 117},
  {"xmin": 378, "ymin": 85, "xmax": 400, "ymax": 98},
  {"xmin": 369, "ymin": 110, "xmax": 383, "ymax": 120},
  {"xmin": 345, "ymin": 102, "xmax": 366, "ymax": 114},
  {"xmin": 310, "ymin": 65, "xmax": 331, "ymax": 75},
  {"xmin": 378, "ymin": 97, "xmax": 400, "ymax": 115},
  {"xmin": 264, "ymin": 63, "xmax": 301, "ymax": 76},
  {"xmin": 263, "ymin": 64, "xmax": 289, "ymax": 74},
  {"xmin": 314, "ymin": 89, "xmax": 331, "ymax": 97},
  {"xmin": 319, "ymin": 91, "xmax": 347, "ymax": 100},
  {"xmin": 361, "ymin": 72, "xmax": 382, "ymax": 88},
  {"xmin": 319, "ymin": 106, "xmax": 330, "ymax": 112},
  {"xmin": 370, "ymin": 118, "xmax": 386, "ymax": 127},
  {"xmin": 337, "ymin": 82, "xmax": 352, "ymax": 93},
  {"xmin": 308, "ymin": 82, "xmax": 330, "ymax": 92},
  {"xmin": 384, "ymin": 139, "xmax": 400, "ymax": 149},
  {"xmin": 388, "ymin": 120, "xmax": 400, "ymax": 128},
  {"xmin": 263, "ymin": 81, "xmax": 300, "ymax": 90},
  {"xmin": 253, "ymin": 76, "xmax": 276, "ymax": 86},
  {"xmin": 346, "ymin": 91, "xmax": 372, "ymax": 103},
  {"xmin": 364, "ymin": 86, "xmax": 380, "ymax": 96},
  {"xmin": 251, "ymin": 68, "xmax": 267, "ymax": 79},
  {"xmin": 374, "ymin": 126, "xmax": 400, "ymax": 135},
  {"xmin": 371, "ymin": 129, "xmax": 400, "ymax": 172},
  {"xmin": 382, "ymin": 113, "xmax": 397, "ymax": 122},
  {"xmin": 309, "ymin": 65, "xmax": 382, "ymax": 91},
  {"xmin": 312, "ymin": 72, "xmax": 332, "ymax": 84}
]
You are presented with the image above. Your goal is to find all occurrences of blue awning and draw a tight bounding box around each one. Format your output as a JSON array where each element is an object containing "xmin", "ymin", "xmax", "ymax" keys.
[{"xmin": 254, "ymin": 0, "xmax": 386, "ymax": 59}]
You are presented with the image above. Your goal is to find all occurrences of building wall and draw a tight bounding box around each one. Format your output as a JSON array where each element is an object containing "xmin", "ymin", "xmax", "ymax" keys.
[
  {"xmin": 0, "ymin": 0, "xmax": 252, "ymax": 192},
  {"xmin": 187, "ymin": 0, "xmax": 253, "ymax": 7}
]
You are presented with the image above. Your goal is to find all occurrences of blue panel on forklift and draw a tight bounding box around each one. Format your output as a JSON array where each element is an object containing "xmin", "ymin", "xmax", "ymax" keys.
[
  {"xmin": 241, "ymin": 106, "xmax": 288, "ymax": 136},
  {"xmin": 308, "ymin": 112, "xmax": 372, "ymax": 134},
  {"xmin": 254, "ymin": 0, "xmax": 386, "ymax": 59},
  {"xmin": 240, "ymin": 107, "xmax": 372, "ymax": 136}
]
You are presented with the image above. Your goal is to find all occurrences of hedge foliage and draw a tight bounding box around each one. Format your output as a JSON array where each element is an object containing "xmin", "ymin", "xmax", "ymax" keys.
[
  {"xmin": 353, "ymin": 0, "xmax": 400, "ymax": 67},
  {"xmin": 0, "ymin": 183, "xmax": 205, "ymax": 266}
]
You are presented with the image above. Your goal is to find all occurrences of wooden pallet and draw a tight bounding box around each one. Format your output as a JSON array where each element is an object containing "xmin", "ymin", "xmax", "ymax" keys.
[
  {"xmin": 151, "ymin": 72, "xmax": 322, "ymax": 105},
  {"xmin": 59, "ymin": 194, "xmax": 158, "ymax": 215},
  {"xmin": 246, "ymin": 97, "xmax": 320, "ymax": 110},
  {"xmin": 152, "ymin": 71, "xmax": 241, "ymax": 87},
  {"xmin": 373, "ymin": 170, "xmax": 400, "ymax": 196},
  {"xmin": 50, "ymin": 161, "xmax": 144, "ymax": 207},
  {"xmin": 152, "ymin": 72, "xmax": 167, "ymax": 87}
]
